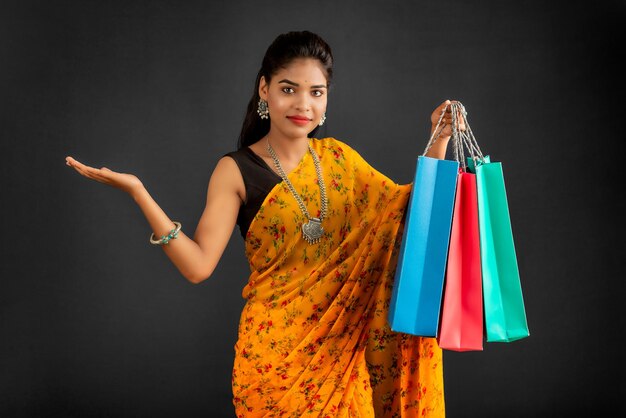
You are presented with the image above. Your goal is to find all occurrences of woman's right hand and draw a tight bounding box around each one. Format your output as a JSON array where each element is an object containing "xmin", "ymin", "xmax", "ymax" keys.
[{"xmin": 65, "ymin": 156, "xmax": 144, "ymax": 197}]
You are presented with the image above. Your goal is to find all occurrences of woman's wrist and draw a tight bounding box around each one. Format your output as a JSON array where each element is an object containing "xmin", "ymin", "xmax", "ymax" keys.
[
  {"xmin": 430, "ymin": 123, "xmax": 451, "ymax": 138},
  {"xmin": 431, "ymin": 132, "xmax": 451, "ymax": 145},
  {"xmin": 424, "ymin": 130, "xmax": 451, "ymax": 159},
  {"xmin": 130, "ymin": 184, "xmax": 148, "ymax": 201}
]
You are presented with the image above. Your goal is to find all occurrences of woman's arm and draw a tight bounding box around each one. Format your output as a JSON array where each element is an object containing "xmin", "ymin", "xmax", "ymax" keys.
[
  {"xmin": 66, "ymin": 155, "xmax": 243, "ymax": 284},
  {"xmin": 188, "ymin": 157, "xmax": 243, "ymax": 283},
  {"xmin": 131, "ymin": 157, "xmax": 242, "ymax": 284}
]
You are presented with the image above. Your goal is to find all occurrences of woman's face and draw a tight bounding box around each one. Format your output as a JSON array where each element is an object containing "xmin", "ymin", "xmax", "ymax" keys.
[{"xmin": 259, "ymin": 57, "xmax": 328, "ymax": 141}]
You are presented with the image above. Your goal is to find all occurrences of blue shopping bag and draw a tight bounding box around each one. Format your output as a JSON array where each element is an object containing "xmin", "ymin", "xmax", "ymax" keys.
[{"xmin": 388, "ymin": 155, "xmax": 458, "ymax": 336}]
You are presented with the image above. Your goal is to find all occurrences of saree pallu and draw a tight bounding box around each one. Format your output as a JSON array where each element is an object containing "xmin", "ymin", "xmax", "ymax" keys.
[{"xmin": 233, "ymin": 137, "xmax": 444, "ymax": 417}]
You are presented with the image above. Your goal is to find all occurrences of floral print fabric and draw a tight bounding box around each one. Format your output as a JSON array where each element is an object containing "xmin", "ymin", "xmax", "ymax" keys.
[{"xmin": 233, "ymin": 137, "xmax": 445, "ymax": 417}]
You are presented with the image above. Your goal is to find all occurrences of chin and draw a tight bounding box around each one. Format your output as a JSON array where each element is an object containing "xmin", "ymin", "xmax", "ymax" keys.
[{"xmin": 282, "ymin": 125, "xmax": 312, "ymax": 138}]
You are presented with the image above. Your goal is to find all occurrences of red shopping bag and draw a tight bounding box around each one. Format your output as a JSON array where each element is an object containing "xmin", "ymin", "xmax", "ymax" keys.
[{"xmin": 437, "ymin": 168, "xmax": 484, "ymax": 351}]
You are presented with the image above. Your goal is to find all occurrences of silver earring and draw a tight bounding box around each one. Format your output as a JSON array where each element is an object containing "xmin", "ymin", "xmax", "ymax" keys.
[
  {"xmin": 319, "ymin": 113, "xmax": 326, "ymax": 126},
  {"xmin": 257, "ymin": 98, "xmax": 269, "ymax": 119}
]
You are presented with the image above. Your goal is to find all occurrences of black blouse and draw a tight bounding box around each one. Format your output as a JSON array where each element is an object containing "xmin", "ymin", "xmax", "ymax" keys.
[{"xmin": 222, "ymin": 147, "xmax": 282, "ymax": 239}]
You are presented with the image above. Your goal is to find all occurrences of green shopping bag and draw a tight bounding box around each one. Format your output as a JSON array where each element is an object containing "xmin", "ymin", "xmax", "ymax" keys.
[
  {"xmin": 467, "ymin": 156, "xmax": 530, "ymax": 342},
  {"xmin": 451, "ymin": 101, "xmax": 529, "ymax": 343}
]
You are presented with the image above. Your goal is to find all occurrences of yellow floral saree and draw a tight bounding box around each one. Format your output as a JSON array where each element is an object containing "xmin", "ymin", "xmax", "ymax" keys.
[{"xmin": 232, "ymin": 137, "xmax": 444, "ymax": 417}]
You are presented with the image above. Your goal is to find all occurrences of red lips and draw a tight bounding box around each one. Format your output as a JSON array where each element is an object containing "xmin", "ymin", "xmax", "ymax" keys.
[{"xmin": 287, "ymin": 115, "xmax": 311, "ymax": 126}]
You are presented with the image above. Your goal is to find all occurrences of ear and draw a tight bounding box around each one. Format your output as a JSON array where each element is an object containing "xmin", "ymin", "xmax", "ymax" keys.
[{"xmin": 258, "ymin": 76, "xmax": 269, "ymax": 100}]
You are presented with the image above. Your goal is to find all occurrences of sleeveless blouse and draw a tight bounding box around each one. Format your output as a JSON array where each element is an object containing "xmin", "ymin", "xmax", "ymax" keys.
[{"xmin": 222, "ymin": 147, "xmax": 282, "ymax": 239}]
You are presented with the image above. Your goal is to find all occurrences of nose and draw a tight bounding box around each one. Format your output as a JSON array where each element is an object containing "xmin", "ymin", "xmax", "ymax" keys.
[{"xmin": 293, "ymin": 91, "xmax": 311, "ymax": 112}]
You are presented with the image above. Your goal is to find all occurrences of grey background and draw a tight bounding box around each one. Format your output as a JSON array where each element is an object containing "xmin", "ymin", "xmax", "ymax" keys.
[{"xmin": 1, "ymin": 0, "xmax": 623, "ymax": 417}]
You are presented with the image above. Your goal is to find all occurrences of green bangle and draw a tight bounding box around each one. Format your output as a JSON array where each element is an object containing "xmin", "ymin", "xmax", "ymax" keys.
[{"xmin": 149, "ymin": 221, "xmax": 182, "ymax": 245}]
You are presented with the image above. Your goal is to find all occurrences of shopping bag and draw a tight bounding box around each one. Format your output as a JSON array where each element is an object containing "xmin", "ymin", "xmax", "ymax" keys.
[
  {"xmin": 437, "ymin": 168, "xmax": 484, "ymax": 351},
  {"xmin": 388, "ymin": 109, "xmax": 458, "ymax": 337},
  {"xmin": 467, "ymin": 156, "xmax": 530, "ymax": 342}
]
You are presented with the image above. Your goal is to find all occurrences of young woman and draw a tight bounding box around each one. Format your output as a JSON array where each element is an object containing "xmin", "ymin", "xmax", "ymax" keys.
[{"xmin": 66, "ymin": 30, "xmax": 462, "ymax": 417}]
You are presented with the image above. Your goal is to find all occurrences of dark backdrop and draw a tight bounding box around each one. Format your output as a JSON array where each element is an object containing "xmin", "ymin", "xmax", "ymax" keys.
[{"xmin": 1, "ymin": 0, "xmax": 623, "ymax": 417}]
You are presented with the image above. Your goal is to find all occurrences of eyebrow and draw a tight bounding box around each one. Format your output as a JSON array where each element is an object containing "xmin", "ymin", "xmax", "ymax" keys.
[{"xmin": 278, "ymin": 79, "xmax": 327, "ymax": 89}]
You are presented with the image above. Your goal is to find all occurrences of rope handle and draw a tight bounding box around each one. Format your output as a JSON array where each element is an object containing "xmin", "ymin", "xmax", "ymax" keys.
[
  {"xmin": 450, "ymin": 101, "xmax": 485, "ymax": 170},
  {"xmin": 422, "ymin": 100, "xmax": 486, "ymax": 171}
]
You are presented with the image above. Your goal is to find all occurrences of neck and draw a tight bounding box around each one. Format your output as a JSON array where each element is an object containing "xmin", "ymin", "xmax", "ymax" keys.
[{"xmin": 264, "ymin": 131, "xmax": 310, "ymax": 161}]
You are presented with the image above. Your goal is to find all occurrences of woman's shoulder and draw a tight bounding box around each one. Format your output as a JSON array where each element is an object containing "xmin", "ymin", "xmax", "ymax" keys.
[
  {"xmin": 314, "ymin": 136, "xmax": 347, "ymax": 146},
  {"xmin": 313, "ymin": 137, "xmax": 370, "ymax": 173},
  {"xmin": 313, "ymin": 136, "xmax": 357, "ymax": 155}
]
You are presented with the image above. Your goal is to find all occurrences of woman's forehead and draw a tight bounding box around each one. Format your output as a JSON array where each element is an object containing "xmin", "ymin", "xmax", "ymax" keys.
[{"xmin": 273, "ymin": 58, "xmax": 328, "ymax": 84}]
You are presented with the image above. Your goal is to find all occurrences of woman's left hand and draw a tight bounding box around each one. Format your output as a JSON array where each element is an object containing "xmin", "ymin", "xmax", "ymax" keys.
[{"xmin": 430, "ymin": 99, "xmax": 466, "ymax": 139}]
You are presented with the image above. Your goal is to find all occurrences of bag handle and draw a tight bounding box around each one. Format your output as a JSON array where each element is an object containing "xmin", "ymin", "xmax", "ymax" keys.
[
  {"xmin": 422, "ymin": 100, "xmax": 486, "ymax": 168},
  {"xmin": 451, "ymin": 102, "xmax": 466, "ymax": 168},
  {"xmin": 450, "ymin": 102, "xmax": 485, "ymax": 170}
]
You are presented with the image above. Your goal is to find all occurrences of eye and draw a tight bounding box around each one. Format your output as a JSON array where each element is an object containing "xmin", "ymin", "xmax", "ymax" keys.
[
  {"xmin": 282, "ymin": 87, "xmax": 295, "ymax": 94},
  {"xmin": 312, "ymin": 90, "xmax": 324, "ymax": 97}
]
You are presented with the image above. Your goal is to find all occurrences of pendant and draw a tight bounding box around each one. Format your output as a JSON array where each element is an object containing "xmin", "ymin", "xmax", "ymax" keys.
[{"xmin": 302, "ymin": 217, "xmax": 324, "ymax": 244}]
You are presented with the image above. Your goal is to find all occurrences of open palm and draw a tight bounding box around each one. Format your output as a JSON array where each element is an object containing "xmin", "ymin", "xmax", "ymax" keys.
[{"xmin": 65, "ymin": 156, "xmax": 143, "ymax": 196}]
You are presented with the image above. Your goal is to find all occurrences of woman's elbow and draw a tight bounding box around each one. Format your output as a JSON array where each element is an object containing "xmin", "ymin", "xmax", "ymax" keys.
[
  {"xmin": 187, "ymin": 272, "xmax": 207, "ymax": 285},
  {"xmin": 186, "ymin": 264, "xmax": 215, "ymax": 284},
  {"xmin": 186, "ymin": 276, "xmax": 202, "ymax": 285}
]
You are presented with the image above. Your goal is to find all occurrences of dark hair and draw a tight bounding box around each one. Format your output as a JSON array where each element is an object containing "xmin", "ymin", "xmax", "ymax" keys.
[{"xmin": 237, "ymin": 31, "xmax": 334, "ymax": 149}]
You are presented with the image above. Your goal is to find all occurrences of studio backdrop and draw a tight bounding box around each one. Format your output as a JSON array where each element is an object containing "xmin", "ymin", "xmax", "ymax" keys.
[{"xmin": 1, "ymin": 1, "xmax": 623, "ymax": 417}]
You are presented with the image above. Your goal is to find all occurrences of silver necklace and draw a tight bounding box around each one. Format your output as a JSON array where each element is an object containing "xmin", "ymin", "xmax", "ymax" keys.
[{"xmin": 266, "ymin": 138, "xmax": 328, "ymax": 244}]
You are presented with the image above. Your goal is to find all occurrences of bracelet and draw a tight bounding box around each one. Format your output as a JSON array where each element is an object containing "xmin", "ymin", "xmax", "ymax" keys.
[{"xmin": 149, "ymin": 221, "xmax": 182, "ymax": 245}]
